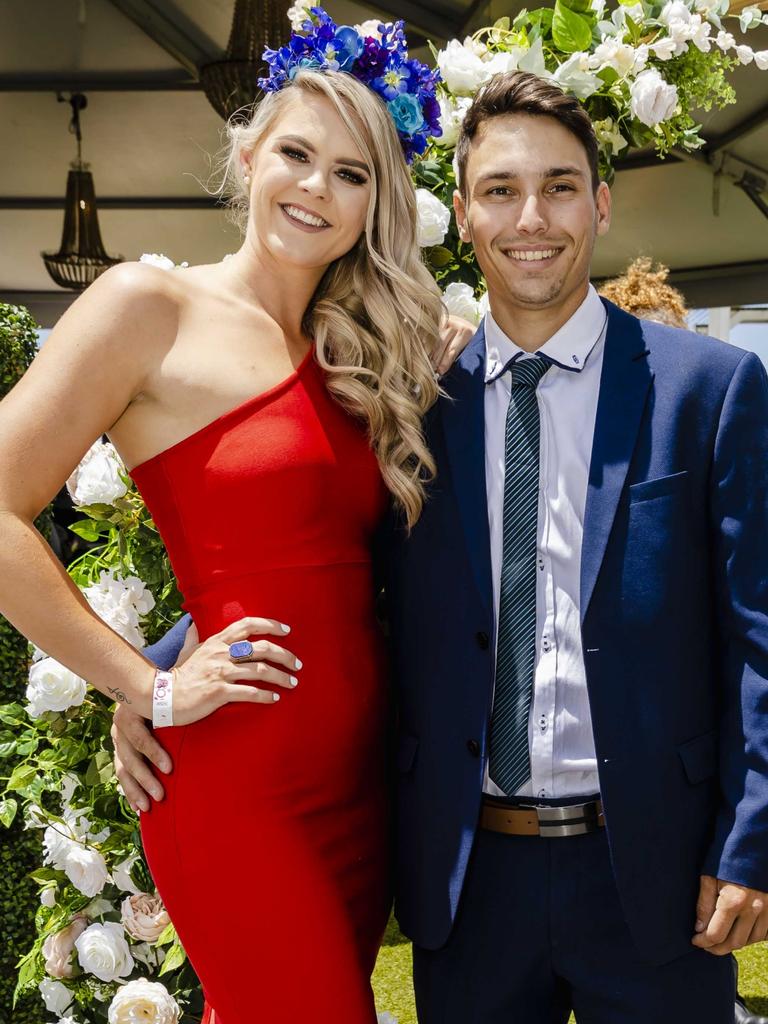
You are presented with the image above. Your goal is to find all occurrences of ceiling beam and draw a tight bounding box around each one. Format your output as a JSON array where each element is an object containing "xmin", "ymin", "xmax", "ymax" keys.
[
  {"xmin": 0, "ymin": 72, "xmax": 200, "ymax": 92},
  {"xmin": 105, "ymin": 0, "xmax": 221, "ymax": 78},
  {"xmin": 0, "ymin": 196, "xmax": 221, "ymax": 210},
  {"xmin": 705, "ymin": 100, "xmax": 768, "ymax": 154}
]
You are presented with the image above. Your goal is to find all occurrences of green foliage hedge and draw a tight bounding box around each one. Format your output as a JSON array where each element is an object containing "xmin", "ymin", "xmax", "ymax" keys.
[{"xmin": 0, "ymin": 302, "xmax": 49, "ymax": 1024}]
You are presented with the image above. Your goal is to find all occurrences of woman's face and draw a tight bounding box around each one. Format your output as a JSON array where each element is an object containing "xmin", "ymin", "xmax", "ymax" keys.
[{"xmin": 244, "ymin": 91, "xmax": 373, "ymax": 272}]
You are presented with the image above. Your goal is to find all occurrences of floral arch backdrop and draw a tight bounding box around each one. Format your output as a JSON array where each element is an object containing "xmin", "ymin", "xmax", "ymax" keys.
[{"xmin": 2, "ymin": 2, "xmax": 767, "ymax": 1021}]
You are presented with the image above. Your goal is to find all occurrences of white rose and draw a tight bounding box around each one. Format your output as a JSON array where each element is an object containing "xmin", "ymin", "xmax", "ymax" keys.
[
  {"xmin": 736, "ymin": 44, "xmax": 755, "ymax": 64},
  {"xmin": 435, "ymin": 94, "xmax": 472, "ymax": 148},
  {"xmin": 39, "ymin": 977, "xmax": 73, "ymax": 1016},
  {"xmin": 42, "ymin": 915, "xmax": 89, "ymax": 979},
  {"xmin": 26, "ymin": 658, "xmax": 87, "ymax": 717},
  {"xmin": 108, "ymin": 979, "xmax": 180, "ymax": 1024},
  {"xmin": 41, "ymin": 886, "xmax": 57, "ymax": 908},
  {"xmin": 76, "ymin": 922, "xmax": 135, "ymax": 983},
  {"xmin": 630, "ymin": 69, "xmax": 678, "ymax": 127},
  {"xmin": 755, "ymin": 50, "xmax": 768, "ymax": 70},
  {"xmin": 436, "ymin": 39, "xmax": 489, "ymax": 95},
  {"xmin": 139, "ymin": 253, "xmax": 175, "ymax": 270},
  {"xmin": 553, "ymin": 52, "xmax": 601, "ymax": 100},
  {"xmin": 659, "ymin": 0, "xmax": 693, "ymax": 26},
  {"xmin": 121, "ymin": 892, "xmax": 171, "ymax": 942},
  {"xmin": 415, "ymin": 189, "xmax": 451, "ymax": 247},
  {"xmin": 442, "ymin": 283, "xmax": 482, "ymax": 326},
  {"xmin": 112, "ymin": 853, "xmax": 143, "ymax": 895},
  {"xmin": 355, "ymin": 18, "xmax": 383, "ymax": 38},
  {"xmin": 67, "ymin": 440, "xmax": 128, "ymax": 507},
  {"xmin": 483, "ymin": 49, "xmax": 524, "ymax": 78},
  {"xmin": 63, "ymin": 844, "xmax": 110, "ymax": 898}
]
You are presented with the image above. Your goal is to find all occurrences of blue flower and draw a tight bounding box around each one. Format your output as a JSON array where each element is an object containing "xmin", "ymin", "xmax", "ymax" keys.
[
  {"xmin": 333, "ymin": 26, "xmax": 364, "ymax": 71},
  {"xmin": 387, "ymin": 93, "xmax": 425, "ymax": 135}
]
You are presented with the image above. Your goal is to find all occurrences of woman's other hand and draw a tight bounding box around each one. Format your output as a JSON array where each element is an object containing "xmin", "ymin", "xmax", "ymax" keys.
[{"xmin": 433, "ymin": 314, "xmax": 477, "ymax": 376}]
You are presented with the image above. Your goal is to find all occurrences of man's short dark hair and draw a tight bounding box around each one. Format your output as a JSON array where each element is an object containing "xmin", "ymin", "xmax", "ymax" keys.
[{"xmin": 455, "ymin": 70, "xmax": 601, "ymax": 197}]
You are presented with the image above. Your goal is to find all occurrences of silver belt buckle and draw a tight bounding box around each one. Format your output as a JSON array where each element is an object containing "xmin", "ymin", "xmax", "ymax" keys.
[{"xmin": 534, "ymin": 800, "xmax": 600, "ymax": 838}]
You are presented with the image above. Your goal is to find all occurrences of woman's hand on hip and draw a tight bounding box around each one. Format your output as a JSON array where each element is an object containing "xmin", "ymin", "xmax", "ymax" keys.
[{"xmin": 171, "ymin": 616, "xmax": 301, "ymax": 726}]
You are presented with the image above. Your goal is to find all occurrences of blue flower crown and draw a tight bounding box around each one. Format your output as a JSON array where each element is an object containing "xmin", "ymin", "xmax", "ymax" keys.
[{"xmin": 258, "ymin": 6, "xmax": 442, "ymax": 163}]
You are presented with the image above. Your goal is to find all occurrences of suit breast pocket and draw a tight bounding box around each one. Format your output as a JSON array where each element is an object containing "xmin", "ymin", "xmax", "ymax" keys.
[{"xmin": 629, "ymin": 470, "xmax": 689, "ymax": 505}]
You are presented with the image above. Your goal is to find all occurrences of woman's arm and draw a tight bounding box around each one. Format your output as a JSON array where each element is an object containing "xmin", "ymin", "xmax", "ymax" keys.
[
  {"xmin": 0, "ymin": 264, "xmax": 300, "ymax": 723},
  {"xmin": 0, "ymin": 264, "xmax": 169, "ymax": 715}
]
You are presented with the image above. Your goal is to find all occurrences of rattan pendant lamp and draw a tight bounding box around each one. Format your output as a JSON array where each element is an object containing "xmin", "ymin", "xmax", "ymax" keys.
[
  {"xmin": 200, "ymin": 0, "xmax": 287, "ymax": 120},
  {"xmin": 42, "ymin": 93, "xmax": 122, "ymax": 291}
]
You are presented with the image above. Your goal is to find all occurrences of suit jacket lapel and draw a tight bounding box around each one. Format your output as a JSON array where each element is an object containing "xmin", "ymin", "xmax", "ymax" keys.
[
  {"xmin": 439, "ymin": 323, "xmax": 494, "ymax": 616},
  {"xmin": 581, "ymin": 300, "xmax": 654, "ymax": 621}
]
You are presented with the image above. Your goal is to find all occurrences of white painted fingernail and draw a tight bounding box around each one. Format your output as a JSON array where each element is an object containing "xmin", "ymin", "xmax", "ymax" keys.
[
  {"xmin": 295, "ymin": 659, "xmax": 303, "ymax": 670},
  {"xmin": 290, "ymin": 676, "xmax": 298, "ymax": 687},
  {"xmin": 281, "ymin": 623, "xmax": 291, "ymax": 633},
  {"xmin": 272, "ymin": 693, "xmax": 280, "ymax": 702}
]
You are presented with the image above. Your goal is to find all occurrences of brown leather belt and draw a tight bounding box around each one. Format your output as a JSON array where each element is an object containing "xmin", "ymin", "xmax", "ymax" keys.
[{"xmin": 480, "ymin": 796, "xmax": 605, "ymax": 838}]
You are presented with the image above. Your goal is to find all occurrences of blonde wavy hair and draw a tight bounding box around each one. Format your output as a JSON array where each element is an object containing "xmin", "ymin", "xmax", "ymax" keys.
[
  {"xmin": 215, "ymin": 70, "xmax": 444, "ymax": 528},
  {"xmin": 599, "ymin": 257, "xmax": 688, "ymax": 328}
]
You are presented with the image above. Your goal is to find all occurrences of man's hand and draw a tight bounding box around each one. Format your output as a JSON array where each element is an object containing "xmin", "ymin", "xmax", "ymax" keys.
[
  {"xmin": 433, "ymin": 315, "xmax": 477, "ymax": 376},
  {"xmin": 112, "ymin": 620, "xmax": 200, "ymax": 813},
  {"xmin": 692, "ymin": 874, "xmax": 768, "ymax": 955}
]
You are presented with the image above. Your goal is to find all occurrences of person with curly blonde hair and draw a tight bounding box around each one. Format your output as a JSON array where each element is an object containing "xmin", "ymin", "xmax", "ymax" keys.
[{"xmin": 598, "ymin": 256, "xmax": 689, "ymax": 329}]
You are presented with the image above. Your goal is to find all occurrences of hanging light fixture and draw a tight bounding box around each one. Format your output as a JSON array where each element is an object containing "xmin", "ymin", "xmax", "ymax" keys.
[
  {"xmin": 199, "ymin": 0, "xmax": 286, "ymax": 121},
  {"xmin": 42, "ymin": 93, "xmax": 122, "ymax": 291}
]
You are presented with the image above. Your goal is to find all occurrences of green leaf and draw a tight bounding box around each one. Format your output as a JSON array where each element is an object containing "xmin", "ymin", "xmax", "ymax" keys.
[
  {"xmin": 29, "ymin": 867, "xmax": 62, "ymax": 883},
  {"xmin": 0, "ymin": 739, "xmax": 17, "ymax": 757},
  {"xmin": 7, "ymin": 762, "xmax": 37, "ymax": 792},
  {"xmin": 156, "ymin": 921, "xmax": 177, "ymax": 946},
  {"xmin": 552, "ymin": 0, "xmax": 593, "ymax": 52},
  {"xmin": 158, "ymin": 940, "xmax": 187, "ymax": 975},
  {"xmin": 0, "ymin": 796, "xmax": 18, "ymax": 826},
  {"xmin": 69, "ymin": 519, "xmax": 107, "ymax": 542},
  {"xmin": 428, "ymin": 246, "xmax": 456, "ymax": 269}
]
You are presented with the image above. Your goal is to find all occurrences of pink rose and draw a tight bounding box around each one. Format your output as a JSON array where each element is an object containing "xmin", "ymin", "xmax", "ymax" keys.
[
  {"xmin": 121, "ymin": 892, "xmax": 170, "ymax": 943},
  {"xmin": 42, "ymin": 914, "xmax": 89, "ymax": 978}
]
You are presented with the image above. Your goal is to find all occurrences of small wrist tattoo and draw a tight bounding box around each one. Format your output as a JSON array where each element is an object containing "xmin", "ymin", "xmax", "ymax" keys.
[{"xmin": 107, "ymin": 687, "xmax": 132, "ymax": 705}]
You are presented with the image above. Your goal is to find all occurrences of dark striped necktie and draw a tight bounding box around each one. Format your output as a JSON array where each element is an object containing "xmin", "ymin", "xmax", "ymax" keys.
[{"xmin": 488, "ymin": 355, "xmax": 552, "ymax": 795}]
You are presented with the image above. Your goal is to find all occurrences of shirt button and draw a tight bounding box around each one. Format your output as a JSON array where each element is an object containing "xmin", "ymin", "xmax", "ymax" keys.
[
  {"xmin": 539, "ymin": 715, "xmax": 547, "ymax": 733},
  {"xmin": 467, "ymin": 739, "xmax": 481, "ymax": 757},
  {"xmin": 476, "ymin": 631, "xmax": 490, "ymax": 650},
  {"xmin": 539, "ymin": 789, "xmax": 548, "ymax": 799},
  {"xmin": 542, "ymin": 638, "xmax": 551, "ymax": 652},
  {"xmin": 537, "ymin": 556, "xmax": 545, "ymax": 571}
]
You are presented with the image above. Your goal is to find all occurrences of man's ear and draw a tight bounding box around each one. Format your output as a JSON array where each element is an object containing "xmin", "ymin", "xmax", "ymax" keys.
[
  {"xmin": 596, "ymin": 181, "xmax": 612, "ymax": 237},
  {"xmin": 453, "ymin": 188, "xmax": 471, "ymax": 243}
]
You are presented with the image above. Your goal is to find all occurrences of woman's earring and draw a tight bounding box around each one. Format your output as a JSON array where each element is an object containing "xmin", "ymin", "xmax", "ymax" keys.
[{"xmin": 244, "ymin": 173, "xmax": 251, "ymax": 185}]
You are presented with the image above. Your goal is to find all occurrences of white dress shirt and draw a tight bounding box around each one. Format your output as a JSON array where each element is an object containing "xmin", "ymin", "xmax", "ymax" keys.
[{"xmin": 483, "ymin": 285, "xmax": 608, "ymax": 800}]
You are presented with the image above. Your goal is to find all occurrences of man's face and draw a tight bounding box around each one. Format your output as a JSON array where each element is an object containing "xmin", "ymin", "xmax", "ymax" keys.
[{"xmin": 454, "ymin": 113, "xmax": 611, "ymax": 316}]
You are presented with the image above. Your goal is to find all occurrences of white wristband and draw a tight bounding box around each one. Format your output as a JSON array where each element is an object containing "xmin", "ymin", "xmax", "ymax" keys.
[{"xmin": 152, "ymin": 670, "xmax": 174, "ymax": 728}]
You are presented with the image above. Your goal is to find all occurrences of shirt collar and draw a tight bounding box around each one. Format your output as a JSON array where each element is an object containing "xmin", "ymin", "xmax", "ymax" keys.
[{"xmin": 484, "ymin": 285, "xmax": 607, "ymax": 384}]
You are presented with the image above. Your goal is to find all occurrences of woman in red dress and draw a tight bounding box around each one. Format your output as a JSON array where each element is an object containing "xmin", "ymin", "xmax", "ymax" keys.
[{"xmin": 0, "ymin": 68, "xmax": 458, "ymax": 1022}]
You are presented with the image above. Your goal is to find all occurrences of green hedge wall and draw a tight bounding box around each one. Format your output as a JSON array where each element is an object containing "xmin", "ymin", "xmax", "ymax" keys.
[{"xmin": 0, "ymin": 302, "xmax": 50, "ymax": 1024}]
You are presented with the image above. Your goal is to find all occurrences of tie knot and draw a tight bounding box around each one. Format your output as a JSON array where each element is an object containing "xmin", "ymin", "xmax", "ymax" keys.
[{"xmin": 508, "ymin": 356, "xmax": 550, "ymax": 389}]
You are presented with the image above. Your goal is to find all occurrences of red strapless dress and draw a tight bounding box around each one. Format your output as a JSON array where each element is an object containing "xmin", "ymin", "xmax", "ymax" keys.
[{"xmin": 130, "ymin": 349, "xmax": 391, "ymax": 1023}]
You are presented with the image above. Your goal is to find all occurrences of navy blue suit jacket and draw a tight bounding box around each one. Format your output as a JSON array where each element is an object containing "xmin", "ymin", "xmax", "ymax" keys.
[{"xmin": 145, "ymin": 300, "xmax": 768, "ymax": 966}]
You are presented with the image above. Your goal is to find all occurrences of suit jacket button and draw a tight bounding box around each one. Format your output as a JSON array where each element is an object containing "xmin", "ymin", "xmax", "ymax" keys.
[
  {"xmin": 476, "ymin": 631, "xmax": 490, "ymax": 650},
  {"xmin": 467, "ymin": 739, "xmax": 481, "ymax": 757}
]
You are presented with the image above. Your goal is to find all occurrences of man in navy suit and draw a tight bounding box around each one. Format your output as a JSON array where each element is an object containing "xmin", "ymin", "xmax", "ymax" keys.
[{"xmin": 112, "ymin": 71, "xmax": 768, "ymax": 1022}]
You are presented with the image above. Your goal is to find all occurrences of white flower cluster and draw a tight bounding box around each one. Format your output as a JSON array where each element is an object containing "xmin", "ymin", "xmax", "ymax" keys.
[
  {"xmin": 433, "ymin": 0, "xmax": 768, "ymax": 149},
  {"xmin": 67, "ymin": 440, "xmax": 128, "ymax": 507},
  {"xmin": 441, "ymin": 283, "xmax": 490, "ymax": 326},
  {"xmin": 26, "ymin": 659, "xmax": 87, "ymax": 717},
  {"xmin": 82, "ymin": 570, "xmax": 156, "ymax": 649}
]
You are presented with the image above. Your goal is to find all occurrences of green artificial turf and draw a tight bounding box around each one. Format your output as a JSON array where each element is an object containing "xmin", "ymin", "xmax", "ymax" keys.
[{"xmin": 372, "ymin": 916, "xmax": 768, "ymax": 1023}]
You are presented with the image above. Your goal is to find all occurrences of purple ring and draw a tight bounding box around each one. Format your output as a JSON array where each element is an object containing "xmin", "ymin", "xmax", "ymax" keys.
[{"xmin": 229, "ymin": 640, "xmax": 254, "ymax": 662}]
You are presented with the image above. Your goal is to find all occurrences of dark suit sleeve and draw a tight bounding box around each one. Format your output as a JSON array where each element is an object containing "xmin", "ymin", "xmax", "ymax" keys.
[
  {"xmin": 703, "ymin": 350, "xmax": 768, "ymax": 892},
  {"xmin": 143, "ymin": 613, "xmax": 193, "ymax": 671}
]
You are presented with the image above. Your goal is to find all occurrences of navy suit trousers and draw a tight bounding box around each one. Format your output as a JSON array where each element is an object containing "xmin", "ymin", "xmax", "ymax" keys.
[{"xmin": 413, "ymin": 824, "xmax": 735, "ymax": 1023}]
